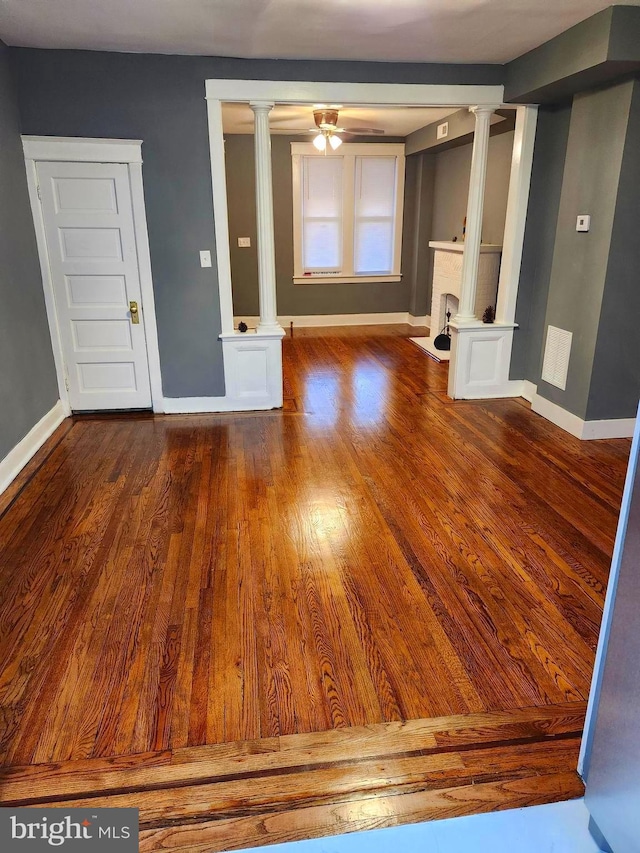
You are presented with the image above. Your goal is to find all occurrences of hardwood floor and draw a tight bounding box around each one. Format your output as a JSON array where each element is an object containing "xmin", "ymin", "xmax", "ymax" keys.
[{"xmin": 0, "ymin": 325, "xmax": 630, "ymax": 847}]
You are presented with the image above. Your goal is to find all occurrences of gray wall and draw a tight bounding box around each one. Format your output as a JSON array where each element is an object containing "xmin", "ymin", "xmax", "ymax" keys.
[
  {"xmin": 510, "ymin": 104, "xmax": 572, "ymax": 382},
  {"xmin": 11, "ymin": 48, "xmax": 501, "ymax": 397},
  {"xmin": 404, "ymin": 152, "xmax": 436, "ymax": 319},
  {"xmin": 225, "ymin": 134, "xmax": 412, "ymax": 318},
  {"xmin": 0, "ymin": 42, "xmax": 58, "ymax": 460},
  {"xmin": 430, "ymin": 130, "xmax": 514, "ymax": 245},
  {"xmin": 537, "ymin": 80, "xmax": 634, "ymax": 420},
  {"xmin": 588, "ymin": 80, "xmax": 640, "ymax": 420},
  {"xmin": 505, "ymin": 6, "xmax": 640, "ymax": 104}
]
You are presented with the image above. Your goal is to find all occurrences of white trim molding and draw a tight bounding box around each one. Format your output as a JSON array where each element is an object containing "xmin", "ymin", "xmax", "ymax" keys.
[
  {"xmin": 521, "ymin": 380, "xmax": 537, "ymax": 403},
  {"xmin": 205, "ymin": 80, "xmax": 504, "ymax": 106},
  {"xmin": 0, "ymin": 401, "xmax": 67, "ymax": 497},
  {"xmin": 530, "ymin": 390, "xmax": 636, "ymax": 440},
  {"xmin": 21, "ymin": 136, "xmax": 164, "ymax": 413},
  {"xmin": 496, "ymin": 106, "xmax": 539, "ymax": 324},
  {"xmin": 233, "ymin": 313, "xmax": 431, "ymax": 328},
  {"xmin": 22, "ymin": 136, "xmax": 143, "ymax": 164}
]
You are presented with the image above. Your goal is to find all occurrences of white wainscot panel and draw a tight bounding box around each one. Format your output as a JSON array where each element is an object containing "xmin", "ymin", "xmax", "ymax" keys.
[
  {"xmin": 66, "ymin": 275, "xmax": 127, "ymax": 306},
  {"xmin": 467, "ymin": 335, "xmax": 503, "ymax": 385},
  {"xmin": 59, "ymin": 227, "xmax": 123, "ymax": 260},
  {"xmin": 236, "ymin": 349, "xmax": 269, "ymax": 398},
  {"xmin": 77, "ymin": 362, "xmax": 137, "ymax": 391},
  {"xmin": 72, "ymin": 319, "xmax": 133, "ymax": 351},
  {"xmin": 53, "ymin": 177, "xmax": 118, "ymax": 213}
]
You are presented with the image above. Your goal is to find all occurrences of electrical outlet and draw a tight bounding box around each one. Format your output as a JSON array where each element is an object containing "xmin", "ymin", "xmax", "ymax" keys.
[
  {"xmin": 199, "ymin": 250, "xmax": 212, "ymax": 268},
  {"xmin": 576, "ymin": 215, "xmax": 591, "ymax": 232},
  {"xmin": 237, "ymin": 237, "xmax": 251, "ymax": 248}
]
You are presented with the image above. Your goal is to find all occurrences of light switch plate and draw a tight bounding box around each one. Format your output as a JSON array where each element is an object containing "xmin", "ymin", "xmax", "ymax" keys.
[
  {"xmin": 238, "ymin": 237, "xmax": 251, "ymax": 248},
  {"xmin": 199, "ymin": 250, "xmax": 212, "ymax": 268},
  {"xmin": 437, "ymin": 121, "xmax": 449, "ymax": 140},
  {"xmin": 576, "ymin": 215, "xmax": 591, "ymax": 232}
]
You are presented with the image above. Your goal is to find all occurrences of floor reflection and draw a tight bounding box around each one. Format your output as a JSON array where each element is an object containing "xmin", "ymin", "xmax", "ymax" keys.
[{"xmin": 352, "ymin": 360, "xmax": 389, "ymax": 428}]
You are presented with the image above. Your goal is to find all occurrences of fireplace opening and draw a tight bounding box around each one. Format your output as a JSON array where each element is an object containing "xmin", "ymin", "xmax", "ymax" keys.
[{"xmin": 438, "ymin": 294, "xmax": 459, "ymax": 333}]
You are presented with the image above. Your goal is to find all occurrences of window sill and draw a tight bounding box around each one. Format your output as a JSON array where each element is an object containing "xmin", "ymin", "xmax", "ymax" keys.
[{"xmin": 294, "ymin": 275, "xmax": 402, "ymax": 285}]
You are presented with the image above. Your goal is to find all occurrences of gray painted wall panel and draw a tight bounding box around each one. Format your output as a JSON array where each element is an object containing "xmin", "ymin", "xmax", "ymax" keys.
[
  {"xmin": 587, "ymin": 80, "xmax": 640, "ymax": 421},
  {"xmin": 405, "ymin": 153, "xmax": 436, "ymax": 319},
  {"xmin": 510, "ymin": 104, "xmax": 571, "ymax": 383},
  {"xmin": 431, "ymin": 131, "xmax": 513, "ymax": 245},
  {"xmin": 0, "ymin": 42, "xmax": 58, "ymax": 460},
  {"xmin": 537, "ymin": 80, "xmax": 633, "ymax": 420},
  {"xmin": 11, "ymin": 48, "xmax": 501, "ymax": 395}
]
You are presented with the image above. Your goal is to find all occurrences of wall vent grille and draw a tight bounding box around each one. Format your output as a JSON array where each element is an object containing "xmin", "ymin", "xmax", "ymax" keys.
[{"xmin": 542, "ymin": 325, "xmax": 572, "ymax": 390}]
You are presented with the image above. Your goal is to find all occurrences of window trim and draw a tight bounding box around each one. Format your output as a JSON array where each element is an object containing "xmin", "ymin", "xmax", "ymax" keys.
[{"xmin": 291, "ymin": 142, "xmax": 405, "ymax": 285}]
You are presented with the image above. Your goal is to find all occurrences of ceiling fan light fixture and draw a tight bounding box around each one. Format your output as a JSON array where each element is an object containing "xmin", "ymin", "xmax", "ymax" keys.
[
  {"xmin": 313, "ymin": 133, "xmax": 327, "ymax": 151},
  {"xmin": 329, "ymin": 134, "xmax": 342, "ymax": 150}
]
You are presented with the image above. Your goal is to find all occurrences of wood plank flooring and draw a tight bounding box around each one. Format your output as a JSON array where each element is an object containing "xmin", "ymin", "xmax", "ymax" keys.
[{"xmin": 0, "ymin": 325, "xmax": 630, "ymax": 848}]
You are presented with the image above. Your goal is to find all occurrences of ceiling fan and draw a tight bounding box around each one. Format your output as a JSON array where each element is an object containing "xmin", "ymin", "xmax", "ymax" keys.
[{"xmin": 309, "ymin": 107, "xmax": 384, "ymax": 151}]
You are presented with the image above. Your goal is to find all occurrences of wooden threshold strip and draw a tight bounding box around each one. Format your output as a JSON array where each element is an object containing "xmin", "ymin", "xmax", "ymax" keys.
[
  {"xmin": 138, "ymin": 772, "xmax": 585, "ymax": 852},
  {"xmin": 0, "ymin": 702, "xmax": 585, "ymax": 810}
]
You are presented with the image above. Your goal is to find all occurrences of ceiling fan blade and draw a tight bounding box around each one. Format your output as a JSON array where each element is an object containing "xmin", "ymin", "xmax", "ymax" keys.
[{"xmin": 342, "ymin": 127, "xmax": 385, "ymax": 135}]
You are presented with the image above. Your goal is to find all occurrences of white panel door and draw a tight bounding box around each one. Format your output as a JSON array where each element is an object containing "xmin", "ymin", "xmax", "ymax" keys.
[{"xmin": 37, "ymin": 161, "xmax": 152, "ymax": 410}]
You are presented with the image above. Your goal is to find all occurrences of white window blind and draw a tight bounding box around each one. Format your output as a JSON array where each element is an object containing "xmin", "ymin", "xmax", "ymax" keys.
[
  {"xmin": 301, "ymin": 156, "xmax": 343, "ymax": 272},
  {"xmin": 354, "ymin": 156, "xmax": 397, "ymax": 275}
]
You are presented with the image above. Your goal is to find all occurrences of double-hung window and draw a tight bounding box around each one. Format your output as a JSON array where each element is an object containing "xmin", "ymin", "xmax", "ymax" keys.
[{"xmin": 291, "ymin": 143, "xmax": 405, "ymax": 284}]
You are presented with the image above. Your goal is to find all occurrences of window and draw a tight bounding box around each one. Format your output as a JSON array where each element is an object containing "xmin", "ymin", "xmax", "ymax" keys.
[{"xmin": 291, "ymin": 143, "xmax": 405, "ymax": 284}]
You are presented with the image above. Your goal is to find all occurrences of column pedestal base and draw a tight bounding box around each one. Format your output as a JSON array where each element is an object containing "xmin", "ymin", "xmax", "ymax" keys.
[
  {"xmin": 447, "ymin": 320, "xmax": 522, "ymax": 400},
  {"xmin": 219, "ymin": 328, "xmax": 285, "ymax": 410}
]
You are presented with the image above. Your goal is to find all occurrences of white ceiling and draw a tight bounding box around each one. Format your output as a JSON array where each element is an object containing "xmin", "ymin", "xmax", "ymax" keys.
[
  {"xmin": 1, "ymin": 1, "xmax": 639, "ymax": 64},
  {"xmin": 222, "ymin": 104, "xmax": 459, "ymax": 136}
]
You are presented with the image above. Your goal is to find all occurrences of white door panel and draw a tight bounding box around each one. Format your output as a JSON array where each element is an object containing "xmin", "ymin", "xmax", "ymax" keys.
[{"xmin": 38, "ymin": 161, "xmax": 152, "ymax": 410}]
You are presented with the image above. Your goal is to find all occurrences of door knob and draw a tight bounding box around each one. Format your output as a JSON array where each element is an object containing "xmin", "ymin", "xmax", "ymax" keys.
[{"xmin": 129, "ymin": 301, "xmax": 140, "ymax": 324}]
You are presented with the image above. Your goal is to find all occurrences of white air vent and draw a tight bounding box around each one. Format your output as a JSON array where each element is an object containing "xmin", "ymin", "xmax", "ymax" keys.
[
  {"xmin": 437, "ymin": 121, "xmax": 449, "ymax": 140},
  {"xmin": 542, "ymin": 325, "xmax": 572, "ymax": 390}
]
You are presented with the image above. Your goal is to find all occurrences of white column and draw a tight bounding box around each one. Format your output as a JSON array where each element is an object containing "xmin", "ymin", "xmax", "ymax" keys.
[
  {"xmin": 455, "ymin": 105, "xmax": 499, "ymax": 323},
  {"xmin": 250, "ymin": 101, "xmax": 282, "ymax": 335},
  {"xmin": 496, "ymin": 105, "xmax": 539, "ymax": 323}
]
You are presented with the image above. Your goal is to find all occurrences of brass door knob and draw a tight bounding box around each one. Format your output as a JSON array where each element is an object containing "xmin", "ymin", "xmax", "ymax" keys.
[{"xmin": 129, "ymin": 301, "xmax": 140, "ymax": 324}]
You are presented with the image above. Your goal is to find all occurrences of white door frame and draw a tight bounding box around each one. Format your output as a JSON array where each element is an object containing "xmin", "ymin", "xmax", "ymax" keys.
[
  {"xmin": 205, "ymin": 79, "xmax": 506, "ymax": 338},
  {"xmin": 22, "ymin": 136, "xmax": 164, "ymax": 414},
  {"xmin": 204, "ymin": 79, "xmax": 535, "ymax": 410}
]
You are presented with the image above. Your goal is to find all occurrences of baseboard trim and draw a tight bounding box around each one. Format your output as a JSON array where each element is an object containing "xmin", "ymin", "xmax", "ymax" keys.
[
  {"xmin": 581, "ymin": 417, "xmax": 637, "ymax": 440},
  {"xmin": 162, "ymin": 397, "xmax": 280, "ymax": 414},
  {"xmin": 234, "ymin": 313, "xmax": 431, "ymax": 329},
  {"xmin": 530, "ymin": 391, "xmax": 636, "ymax": 440},
  {"xmin": 521, "ymin": 380, "xmax": 537, "ymax": 403},
  {"xmin": 0, "ymin": 400, "xmax": 67, "ymax": 496}
]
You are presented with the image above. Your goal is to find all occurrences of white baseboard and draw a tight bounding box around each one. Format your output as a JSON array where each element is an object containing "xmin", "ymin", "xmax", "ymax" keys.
[
  {"xmin": 521, "ymin": 380, "xmax": 537, "ymax": 403},
  {"xmin": 234, "ymin": 312, "xmax": 430, "ymax": 329},
  {"xmin": 530, "ymin": 391, "xmax": 636, "ymax": 440},
  {"xmin": 0, "ymin": 400, "xmax": 67, "ymax": 496},
  {"xmin": 581, "ymin": 418, "xmax": 637, "ymax": 440},
  {"xmin": 408, "ymin": 314, "xmax": 431, "ymax": 327},
  {"xmin": 163, "ymin": 396, "xmax": 280, "ymax": 414}
]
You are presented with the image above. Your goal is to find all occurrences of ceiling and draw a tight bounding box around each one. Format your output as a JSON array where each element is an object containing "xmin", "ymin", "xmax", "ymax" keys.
[
  {"xmin": 222, "ymin": 104, "xmax": 459, "ymax": 137},
  {"xmin": 1, "ymin": 1, "xmax": 639, "ymax": 64}
]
